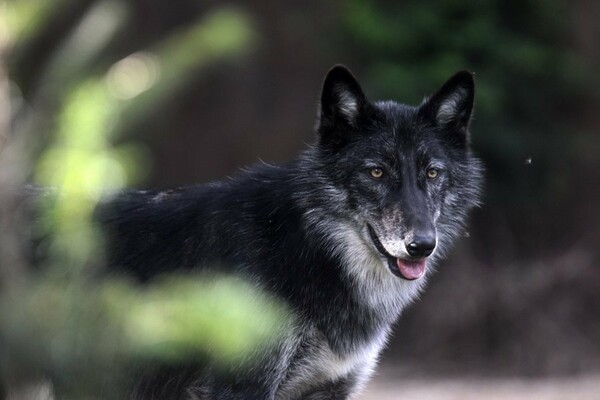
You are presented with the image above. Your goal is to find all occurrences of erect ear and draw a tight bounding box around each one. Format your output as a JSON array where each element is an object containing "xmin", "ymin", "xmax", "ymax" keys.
[
  {"xmin": 317, "ymin": 65, "xmax": 368, "ymax": 143},
  {"xmin": 419, "ymin": 70, "xmax": 475, "ymax": 142}
]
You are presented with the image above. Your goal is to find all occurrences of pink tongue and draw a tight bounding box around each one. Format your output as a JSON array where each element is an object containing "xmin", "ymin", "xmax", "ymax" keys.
[{"xmin": 396, "ymin": 259, "xmax": 427, "ymax": 280}]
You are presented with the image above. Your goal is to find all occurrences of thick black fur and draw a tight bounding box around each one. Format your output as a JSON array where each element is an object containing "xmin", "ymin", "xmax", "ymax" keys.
[{"xmin": 93, "ymin": 65, "xmax": 483, "ymax": 399}]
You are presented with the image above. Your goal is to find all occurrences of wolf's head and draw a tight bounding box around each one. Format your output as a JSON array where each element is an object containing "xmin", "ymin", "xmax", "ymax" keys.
[{"xmin": 305, "ymin": 65, "xmax": 482, "ymax": 282}]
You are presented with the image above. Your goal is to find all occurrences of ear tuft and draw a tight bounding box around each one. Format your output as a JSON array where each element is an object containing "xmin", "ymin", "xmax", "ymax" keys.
[
  {"xmin": 318, "ymin": 65, "xmax": 367, "ymax": 134},
  {"xmin": 420, "ymin": 70, "xmax": 475, "ymax": 135},
  {"xmin": 436, "ymin": 86, "xmax": 468, "ymax": 124},
  {"xmin": 334, "ymin": 83, "xmax": 359, "ymax": 122}
]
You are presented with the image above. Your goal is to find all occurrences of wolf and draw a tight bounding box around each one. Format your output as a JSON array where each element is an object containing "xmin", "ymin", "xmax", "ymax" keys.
[{"xmin": 96, "ymin": 65, "xmax": 483, "ymax": 399}]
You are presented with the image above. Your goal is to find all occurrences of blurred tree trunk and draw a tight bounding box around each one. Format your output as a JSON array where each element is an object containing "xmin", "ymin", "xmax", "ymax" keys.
[{"xmin": 570, "ymin": 0, "xmax": 600, "ymax": 246}]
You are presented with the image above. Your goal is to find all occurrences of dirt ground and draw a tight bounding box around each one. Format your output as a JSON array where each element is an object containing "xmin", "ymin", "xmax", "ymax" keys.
[
  {"xmin": 7, "ymin": 370, "xmax": 600, "ymax": 399},
  {"xmin": 361, "ymin": 369, "xmax": 600, "ymax": 400}
]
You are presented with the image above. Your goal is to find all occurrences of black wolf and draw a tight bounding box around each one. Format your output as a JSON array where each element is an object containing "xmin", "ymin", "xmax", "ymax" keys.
[{"xmin": 97, "ymin": 66, "xmax": 483, "ymax": 399}]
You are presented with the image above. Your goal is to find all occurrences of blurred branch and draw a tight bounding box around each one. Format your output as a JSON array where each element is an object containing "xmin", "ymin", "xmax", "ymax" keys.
[
  {"xmin": 7, "ymin": 0, "xmax": 98, "ymax": 99},
  {"xmin": 0, "ymin": 5, "xmax": 28, "ymax": 293}
]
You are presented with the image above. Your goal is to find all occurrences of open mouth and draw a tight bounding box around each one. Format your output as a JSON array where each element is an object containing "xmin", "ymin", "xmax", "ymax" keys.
[{"xmin": 367, "ymin": 224, "xmax": 427, "ymax": 280}]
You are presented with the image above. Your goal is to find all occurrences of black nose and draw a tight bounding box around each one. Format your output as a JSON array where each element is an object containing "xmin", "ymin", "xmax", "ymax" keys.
[{"xmin": 406, "ymin": 235, "xmax": 436, "ymax": 258}]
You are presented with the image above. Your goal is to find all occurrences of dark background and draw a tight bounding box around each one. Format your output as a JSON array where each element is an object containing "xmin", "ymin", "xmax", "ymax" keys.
[{"xmin": 2, "ymin": 0, "xmax": 599, "ymax": 389}]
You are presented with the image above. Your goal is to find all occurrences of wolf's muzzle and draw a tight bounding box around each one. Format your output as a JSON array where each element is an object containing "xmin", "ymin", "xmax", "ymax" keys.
[{"xmin": 366, "ymin": 224, "xmax": 429, "ymax": 280}]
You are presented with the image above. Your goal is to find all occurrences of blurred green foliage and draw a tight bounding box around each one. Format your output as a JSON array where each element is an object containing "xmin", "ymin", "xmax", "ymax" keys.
[
  {"xmin": 1, "ymin": 0, "xmax": 55, "ymax": 42},
  {"xmin": 121, "ymin": 275, "xmax": 288, "ymax": 364},
  {"xmin": 1, "ymin": 274, "xmax": 289, "ymax": 397},
  {"xmin": 0, "ymin": 2, "xmax": 284, "ymax": 397}
]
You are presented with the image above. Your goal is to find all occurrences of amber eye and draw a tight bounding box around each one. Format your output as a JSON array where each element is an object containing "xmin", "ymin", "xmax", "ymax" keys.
[
  {"xmin": 426, "ymin": 168, "xmax": 439, "ymax": 179},
  {"xmin": 369, "ymin": 168, "xmax": 384, "ymax": 179}
]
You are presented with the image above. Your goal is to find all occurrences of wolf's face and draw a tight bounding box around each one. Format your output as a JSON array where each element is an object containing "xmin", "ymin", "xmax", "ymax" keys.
[{"xmin": 314, "ymin": 66, "xmax": 482, "ymax": 281}]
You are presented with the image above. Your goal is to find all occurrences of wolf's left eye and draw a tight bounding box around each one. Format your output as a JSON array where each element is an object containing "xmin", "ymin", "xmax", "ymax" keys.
[
  {"xmin": 426, "ymin": 168, "xmax": 439, "ymax": 179},
  {"xmin": 369, "ymin": 168, "xmax": 384, "ymax": 179}
]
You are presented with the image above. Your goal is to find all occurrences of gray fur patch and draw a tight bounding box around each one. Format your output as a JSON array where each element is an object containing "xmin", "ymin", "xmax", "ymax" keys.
[
  {"xmin": 436, "ymin": 88, "xmax": 467, "ymax": 124},
  {"xmin": 334, "ymin": 84, "xmax": 359, "ymax": 123}
]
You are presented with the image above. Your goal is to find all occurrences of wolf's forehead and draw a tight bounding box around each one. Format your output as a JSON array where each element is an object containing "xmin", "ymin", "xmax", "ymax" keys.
[
  {"xmin": 367, "ymin": 102, "xmax": 416, "ymax": 137},
  {"xmin": 357, "ymin": 135, "xmax": 426, "ymax": 168},
  {"xmin": 354, "ymin": 100, "xmax": 441, "ymax": 163},
  {"xmin": 373, "ymin": 100, "xmax": 417, "ymax": 121},
  {"xmin": 372, "ymin": 101, "xmax": 421, "ymax": 136}
]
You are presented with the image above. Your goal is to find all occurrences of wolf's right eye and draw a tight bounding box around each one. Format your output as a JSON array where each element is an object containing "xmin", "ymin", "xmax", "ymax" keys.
[
  {"xmin": 369, "ymin": 168, "xmax": 384, "ymax": 179},
  {"xmin": 426, "ymin": 168, "xmax": 439, "ymax": 179}
]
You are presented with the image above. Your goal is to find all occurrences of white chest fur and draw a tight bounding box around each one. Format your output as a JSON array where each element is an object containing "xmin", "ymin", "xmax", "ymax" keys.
[{"xmin": 275, "ymin": 325, "xmax": 389, "ymax": 399}]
